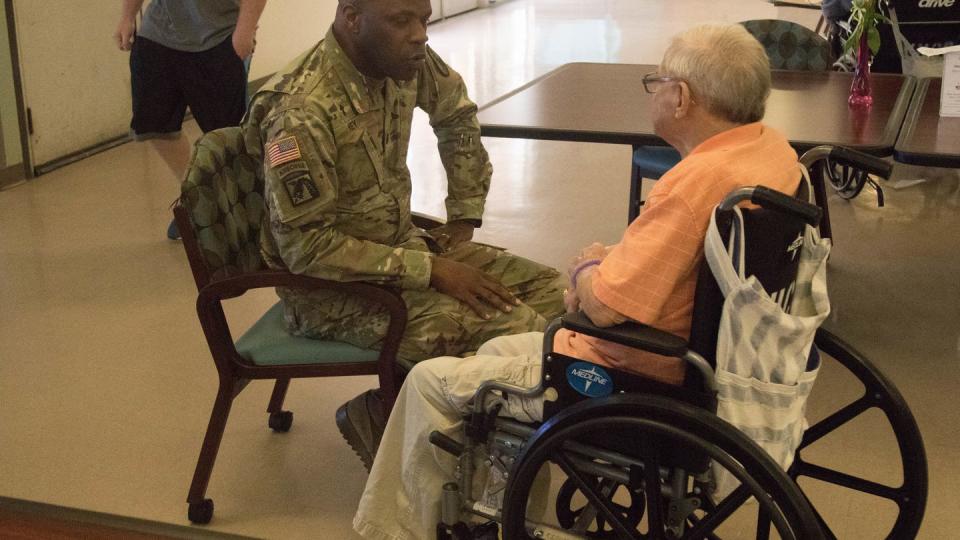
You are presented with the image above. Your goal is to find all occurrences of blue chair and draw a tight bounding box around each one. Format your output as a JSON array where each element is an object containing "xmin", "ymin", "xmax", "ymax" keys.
[
  {"xmin": 629, "ymin": 20, "xmax": 832, "ymax": 223},
  {"xmin": 629, "ymin": 145, "xmax": 681, "ymax": 222}
]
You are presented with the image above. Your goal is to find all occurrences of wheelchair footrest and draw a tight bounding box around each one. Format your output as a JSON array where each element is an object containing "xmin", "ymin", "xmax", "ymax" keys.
[{"xmin": 430, "ymin": 431, "xmax": 465, "ymax": 456}]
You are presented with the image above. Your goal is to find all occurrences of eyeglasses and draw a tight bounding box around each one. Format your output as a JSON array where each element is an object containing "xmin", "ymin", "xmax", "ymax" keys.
[{"xmin": 642, "ymin": 71, "xmax": 678, "ymax": 94}]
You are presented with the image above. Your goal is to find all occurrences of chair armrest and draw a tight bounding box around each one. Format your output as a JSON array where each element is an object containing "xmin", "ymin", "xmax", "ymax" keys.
[
  {"xmin": 197, "ymin": 269, "xmax": 405, "ymax": 316},
  {"xmin": 560, "ymin": 311, "xmax": 688, "ymax": 358}
]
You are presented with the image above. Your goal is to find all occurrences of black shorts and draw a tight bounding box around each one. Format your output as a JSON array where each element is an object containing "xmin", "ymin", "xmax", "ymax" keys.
[{"xmin": 129, "ymin": 36, "xmax": 247, "ymax": 138}]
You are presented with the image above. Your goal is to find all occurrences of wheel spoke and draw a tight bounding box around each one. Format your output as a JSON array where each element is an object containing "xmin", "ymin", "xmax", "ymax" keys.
[
  {"xmin": 794, "ymin": 461, "xmax": 902, "ymax": 501},
  {"xmin": 553, "ymin": 451, "xmax": 642, "ymax": 540},
  {"xmin": 612, "ymin": 502, "xmax": 632, "ymax": 515},
  {"xmin": 684, "ymin": 515, "xmax": 722, "ymax": 540},
  {"xmin": 572, "ymin": 505, "xmax": 597, "ymax": 535},
  {"xmin": 639, "ymin": 444, "xmax": 666, "ymax": 538},
  {"xmin": 799, "ymin": 395, "xmax": 873, "ymax": 450},
  {"xmin": 683, "ymin": 485, "xmax": 752, "ymax": 538}
]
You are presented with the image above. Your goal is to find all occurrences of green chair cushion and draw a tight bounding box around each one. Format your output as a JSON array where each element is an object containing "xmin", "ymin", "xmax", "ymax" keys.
[{"xmin": 236, "ymin": 302, "xmax": 379, "ymax": 366}]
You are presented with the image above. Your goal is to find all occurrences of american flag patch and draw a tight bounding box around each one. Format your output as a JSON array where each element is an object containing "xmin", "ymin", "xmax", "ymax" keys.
[{"xmin": 267, "ymin": 136, "xmax": 302, "ymax": 168}]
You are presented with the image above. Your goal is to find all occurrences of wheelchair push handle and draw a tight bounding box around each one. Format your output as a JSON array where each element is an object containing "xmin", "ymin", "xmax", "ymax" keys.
[
  {"xmin": 829, "ymin": 146, "xmax": 893, "ymax": 180},
  {"xmin": 719, "ymin": 186, "xmax": 822, "ymax": 227},
  {"xmin": 752, "ymin": 186, "xmax": 822, "ymax": 227}
]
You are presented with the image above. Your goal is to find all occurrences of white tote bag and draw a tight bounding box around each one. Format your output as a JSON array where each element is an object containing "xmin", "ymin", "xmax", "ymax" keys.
[{"xmin": 704, "ymin": 166, "xmax": 831, "ymax": 496}]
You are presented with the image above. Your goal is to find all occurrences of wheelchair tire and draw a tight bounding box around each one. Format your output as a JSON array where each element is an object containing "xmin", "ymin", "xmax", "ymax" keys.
[
  {"xmin": 501, "ymin": 394, "xmax": 823, "ymax": 540},
  {"xmin": 789, "ymin": 329, "xmax": 928, "ymax": 539}
]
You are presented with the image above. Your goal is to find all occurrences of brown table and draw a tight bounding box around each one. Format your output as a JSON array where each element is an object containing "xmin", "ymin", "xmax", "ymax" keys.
[
  {"xmin": 895, "ymin": 78, "xmax": 960, "ymax": 168},
  {"xmin": 479, "ymin": 63, "xmax": 915, "ymax": 156},
  {"xmin": 479, "ymin": 63, "xmax": 916, "ymax": 237}
]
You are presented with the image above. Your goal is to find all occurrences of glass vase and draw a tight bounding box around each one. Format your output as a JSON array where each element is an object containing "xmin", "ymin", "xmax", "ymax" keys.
[{"xmin": 848, "ymin": 32, "xmax": 873, "ymax": 107}]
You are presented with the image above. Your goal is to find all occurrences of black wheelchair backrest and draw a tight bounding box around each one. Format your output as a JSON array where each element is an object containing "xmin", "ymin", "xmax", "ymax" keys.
[{"xmin": 687, "ymin": 195, "xmax": 812, "ymax": 379}]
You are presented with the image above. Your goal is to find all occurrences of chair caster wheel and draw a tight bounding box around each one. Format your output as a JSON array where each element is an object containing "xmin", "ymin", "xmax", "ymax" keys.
[
  {"xmin": 188, "ymin": 498, "xmax": 214, "ymax": 524},
  {"xmin": 269, "ymin": 410, "xmax": 293, "ymax": 432}
]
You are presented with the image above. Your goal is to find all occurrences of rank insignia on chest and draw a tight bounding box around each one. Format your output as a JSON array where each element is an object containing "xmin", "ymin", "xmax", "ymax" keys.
[
  {"xmin": 284, "ymin": 173, "xmax": 320, "ymax": 206},
  {"xmin": 267, "ymin": 136, "xmax": 302, "ymax": 168}
]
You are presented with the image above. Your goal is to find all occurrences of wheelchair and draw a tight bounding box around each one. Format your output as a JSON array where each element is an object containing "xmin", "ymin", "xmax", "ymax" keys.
[{"xmin": 429, "ymin": 147, "xmax": 927, "ymax": 539}]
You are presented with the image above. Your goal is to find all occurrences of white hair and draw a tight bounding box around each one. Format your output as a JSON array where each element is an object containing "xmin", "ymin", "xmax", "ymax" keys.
[{"xmin": 661, "ymin": 24, "xmax": 771, "ymax": 124}]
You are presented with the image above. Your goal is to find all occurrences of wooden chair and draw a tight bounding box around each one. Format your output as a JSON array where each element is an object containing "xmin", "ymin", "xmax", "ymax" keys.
[{"xmin": 173, "ymin": 127, "xmax": 408, "ymax": 525}]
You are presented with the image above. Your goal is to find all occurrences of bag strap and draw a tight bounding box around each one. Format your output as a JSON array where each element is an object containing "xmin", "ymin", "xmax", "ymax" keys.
[
  {"xmin": 706, "ymin": 166, "xmax": 818, "ymax": 299},
  {"xmin": 796, "ymin": 163, "xmax": 825, "ymax": 247},
  {"xmin": 704, "ymin": 206, "xmax": 747, "ymax": 298}
]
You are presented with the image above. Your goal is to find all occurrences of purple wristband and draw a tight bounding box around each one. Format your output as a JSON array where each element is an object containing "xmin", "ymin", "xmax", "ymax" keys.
[{"xmin": 570, "ymin": 259, "xmax": 601, "ymax": 290}]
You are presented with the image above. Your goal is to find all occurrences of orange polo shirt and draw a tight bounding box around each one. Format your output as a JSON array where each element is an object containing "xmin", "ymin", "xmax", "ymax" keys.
[{"xmin": 554, "ymin": 123, "xmax": 800, "ymax": 384}]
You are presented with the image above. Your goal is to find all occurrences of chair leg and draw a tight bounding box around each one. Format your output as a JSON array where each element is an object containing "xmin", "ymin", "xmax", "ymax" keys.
[
  {"xmin": 186, "ymin": 379, "xmax": 238, "ymax": 522},
  {"xmin": 267, "ymin": 378, "xmax": 291, "ymax": 413},
  {"xmin": 267, "ymin": 378, "xmax": 294, "ymax": 432}
]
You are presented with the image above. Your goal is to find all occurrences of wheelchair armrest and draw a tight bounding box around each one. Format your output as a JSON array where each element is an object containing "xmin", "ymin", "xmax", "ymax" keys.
[
  {"xmin": 828, "ymin": 146, "xmax": 893, "ymax": 180},
  {"xmin": 560, "ymin": 312, "xmax": 688, "ymax": 358},
  {"xmin": 798, "ymin": 145, "xmax": 894, "ymax": 180}
]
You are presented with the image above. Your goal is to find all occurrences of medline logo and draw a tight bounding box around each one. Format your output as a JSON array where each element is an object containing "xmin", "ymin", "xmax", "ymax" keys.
[
  {"xmin": 566, "ymin": 362, "xmax": 613, "ymax": 398},
  {"xmin": 918, "ymin": 0, "xmax": 955, "ymax": 7}
]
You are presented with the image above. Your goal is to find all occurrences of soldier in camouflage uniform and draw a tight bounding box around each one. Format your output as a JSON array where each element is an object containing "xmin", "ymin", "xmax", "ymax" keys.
[{"xmin": 242, "ymin": 0, "xmax": 565, "ymax": 374}]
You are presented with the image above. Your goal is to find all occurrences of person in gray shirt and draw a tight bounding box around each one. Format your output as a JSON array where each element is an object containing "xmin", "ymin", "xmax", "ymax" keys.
[{"xmin": 114, "ymin": 0, "xmax": 266, "ymax": 239}]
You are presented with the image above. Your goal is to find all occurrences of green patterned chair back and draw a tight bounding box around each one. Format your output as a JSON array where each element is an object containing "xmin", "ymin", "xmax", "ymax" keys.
[
  {"xmin": 180, "ymin": 127, "xmax": 266, "ymax": 283},
  {"xmin": 741, "ymin": 19, "xmax": 833, "ymax": 71}
]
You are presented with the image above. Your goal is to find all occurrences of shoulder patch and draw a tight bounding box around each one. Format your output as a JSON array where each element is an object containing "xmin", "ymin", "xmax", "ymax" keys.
[
  {"xmin": 267, "ymin": 136, "xmax": 302, "ymax": 168},
  {"xmin": 274, "ymin": 160, "xmax": 310, "ymax": 180},
  {"xmin": 283, "ymin": 172, "xmax": 321, "ymax": 206}
]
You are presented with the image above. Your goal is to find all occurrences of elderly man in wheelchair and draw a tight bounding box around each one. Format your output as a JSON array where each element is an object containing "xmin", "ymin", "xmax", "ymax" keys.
[
  {"xmin": 352, "ymin": 23, "xmax": 927, "ymax": 540},
  {"xmin": 352, "ymin": 23, "xmax": 798, "ymax": 540}
]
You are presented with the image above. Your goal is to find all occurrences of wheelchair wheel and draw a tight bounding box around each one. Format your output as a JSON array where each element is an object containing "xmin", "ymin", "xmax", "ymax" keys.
[
  {"xmin": 790, "ymin": 329, "xmax": 928, "ymax": 539},
  {"xmin": 556, "ymin": 476, "xmax": 644, "ymax": 538},
  {"xmin": 821, "ymin": 158, "xmax": 883, "ymax": 205},
  {"xmin": 501, "ymin": 394, "xmax": 822, "ymax": 540}
]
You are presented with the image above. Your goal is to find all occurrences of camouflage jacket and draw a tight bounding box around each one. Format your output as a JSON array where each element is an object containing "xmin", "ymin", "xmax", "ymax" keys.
[{"xmin": 243, "ymin": 27, "xmax": 492, "ymax": 290}]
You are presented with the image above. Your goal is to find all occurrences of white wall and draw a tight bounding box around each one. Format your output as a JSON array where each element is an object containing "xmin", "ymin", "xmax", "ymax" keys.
[
  {"xmin": 9, "ymin": 0, "xmax": 485, "ymax": 168},
  {"xmin": 11, "ymin": 0, "xmax": 339, "ymax": 169},
  {"xmin": 12, "ymin": 0, "xmax": 132, "ymax": 166},
  {"xmin": 249, "ymin": 0, "xmax": 338, "ymax": 81}
]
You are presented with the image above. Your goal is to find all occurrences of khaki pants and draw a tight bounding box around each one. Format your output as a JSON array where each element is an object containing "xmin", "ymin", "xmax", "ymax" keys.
[{"xmin": 353, "ymin": 333, "xmax": 547, "ymax": 540}]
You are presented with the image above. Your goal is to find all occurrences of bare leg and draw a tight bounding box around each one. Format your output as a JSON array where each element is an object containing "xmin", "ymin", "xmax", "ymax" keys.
[
  {"xmin": 149, "ymin": 134, "xmax": 193, "ymax": 239},
  {"xmin": 149, "ymin": 133, "xmax": 193, "ymax": 183}
]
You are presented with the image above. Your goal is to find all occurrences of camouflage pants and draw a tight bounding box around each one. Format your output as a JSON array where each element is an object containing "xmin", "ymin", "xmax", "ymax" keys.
[{"xmin": 279, "ymin": 241, "xmax": 566, "ymax": 368}]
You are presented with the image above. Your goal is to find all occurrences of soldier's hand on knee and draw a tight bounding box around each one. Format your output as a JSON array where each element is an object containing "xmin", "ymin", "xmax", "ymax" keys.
[{"xmin": 430, "ymin": 257, "xmax": 520, "ymax": 319}]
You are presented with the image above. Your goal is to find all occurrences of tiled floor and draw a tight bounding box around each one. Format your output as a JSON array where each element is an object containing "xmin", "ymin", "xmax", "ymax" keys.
[{"xmin": 1, "ymin": 1, "xmax": 956, "ymax": 538}]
